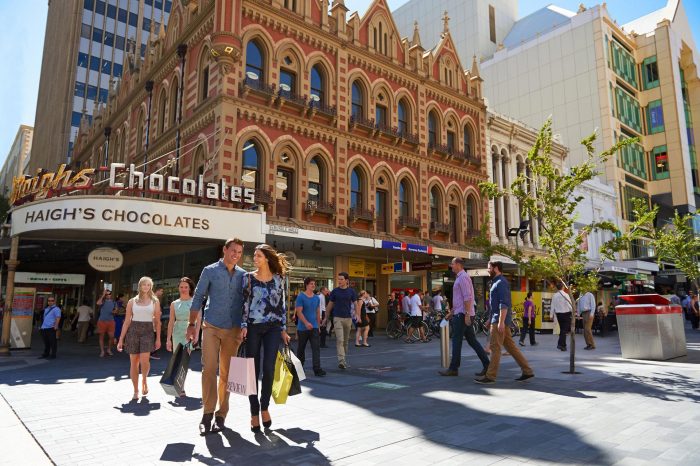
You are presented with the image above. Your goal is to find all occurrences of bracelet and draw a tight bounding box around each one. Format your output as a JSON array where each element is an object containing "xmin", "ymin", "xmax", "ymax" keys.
[{"xmin": 188, "ymin": 322, "xmax": 196, "ymax": 327}]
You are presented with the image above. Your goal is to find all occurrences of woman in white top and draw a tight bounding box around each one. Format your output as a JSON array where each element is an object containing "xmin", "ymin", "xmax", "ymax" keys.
[{"xmin": 117, "ymin": 276, "xmax": 162, "ymax": 400}]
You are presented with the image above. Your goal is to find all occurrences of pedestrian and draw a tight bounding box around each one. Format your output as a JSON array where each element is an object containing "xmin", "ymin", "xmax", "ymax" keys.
[
  {"xmin": 295, "ymin": 277, "xmax": 326, "ymax": 377},
  {"xmin": 326, "ymin": 272, "xmax": 361, "ymax": 370},
  {"xmin": 401, "ymin": 291, "xmax": 410, "ymax": 317},
  {"xmin": 551, "ymin": 282, "xmax": 573, "ymax": 351},
  {"xmin": 691, "ymin": 291, "xmax": 700, "ymax": 330},
  {"xmin": 38, "ymin": 295, "xmax": 61, "ymax": 360},
  {"xmin": 405, "ymin": 290, "xmax": 428, "ymax": 343},
  {"xmin": 318, "ymin": 286, "xmax": 329, "ymax": 348},
  {"xmin": 355, "ymin": 290, "xmax": 371, "ymax": 347},
  {"xmin": 113, "ymin": 293, "xmax": 126, "ymax": 344},
  {"xmin": 117, "ymin": 276, "xmax": 162, "ymax": 400},
  {"xmin": 166, "ymin": 278, "xmax": 199, "ymax": 393},
  {"xmin": 96, "ymin": 289, "xmax": 116, "ymax": 357},
  {"xmin": 73, "ymin": 299, "xmax": 93, "ymax": 344},
  {"xmin": 186, "ymin": 238, "xmax": 246, "ymax": 435},
  {"xmin": 387, "ymin": 292, "xmax": 399, "ymax": 322},
  {"xmin": 365, "ymin": 292, "xmax": 379, "ymax": 337},
  {"xmin": 577, "ymin": 290, "xmax": 596, "ymax": 350},
  {"xmin": 150, "ymin": 287, "xmax": 165, "ymax": 360},
  {"xmin": 475, "ymin": 261, "xmax": 534, "ymax": 384},
  {"xmin": 432, "ymin": 290, "xmax": 444, "ymax": 315},
  {"xmin": 439, "ymin": 257, "xmax": 489, "ymax": 377},
  {"xmin": 519, "ymin": 292, "xmax": 537, "ymax": 346},
  {"xmin": 241, "ymin": 244, "xmax": 292, "ymax": 432}
]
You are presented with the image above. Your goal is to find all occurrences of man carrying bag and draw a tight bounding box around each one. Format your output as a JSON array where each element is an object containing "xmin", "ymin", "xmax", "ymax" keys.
[{"xmin": 227, "ymin": 345, "xmax": 257, "ymax": 397}]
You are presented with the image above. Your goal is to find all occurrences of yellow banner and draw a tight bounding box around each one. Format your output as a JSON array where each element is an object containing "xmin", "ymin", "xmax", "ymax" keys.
[
  {"xmin": 512, "ymin": 291, "xmax": 546, "ymax": 329},
  {"xmin": 349, "ymin": 258, "xmax": 365, "ymax": 277},
  {"xmin": 365, "ymin": 262, "xmax": 377, "ymax": 279},
  {"xmin": 381, "ymin": 263, "xmax": 394, "ymax": 274}
]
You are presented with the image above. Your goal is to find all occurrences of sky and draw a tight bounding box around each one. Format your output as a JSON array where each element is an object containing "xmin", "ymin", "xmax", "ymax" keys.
[{"xmin": 0, "ymin": 1, "xmax": 698, "ymax": 168}]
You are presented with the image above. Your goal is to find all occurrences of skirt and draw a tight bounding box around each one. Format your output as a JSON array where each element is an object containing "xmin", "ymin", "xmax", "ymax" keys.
[{"xmin": 124, "ymin": 321, "xmax": 155, "ymax": 354}]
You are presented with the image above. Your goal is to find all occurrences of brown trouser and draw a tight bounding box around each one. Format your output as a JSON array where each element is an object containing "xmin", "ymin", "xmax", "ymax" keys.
[
  {"xmin": 77, "ymin": 321, "xmax": 89, "ymax": 343},
  {"xmin": 486, "ymin": 324, "xmax": 533, "ymax": 381},
  {"xmin": 201, "ymin": 323, "xmax": 242, "ymax": 419},
  {"xmin": 582, "ymin": 311, "xmax": 595, "ymax": 348}
]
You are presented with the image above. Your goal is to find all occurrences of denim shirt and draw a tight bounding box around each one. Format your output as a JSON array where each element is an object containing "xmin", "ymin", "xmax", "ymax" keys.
[
  {"xmin": 489, "ymin": 275, "xmax": 513, "ymax": 326},
  {"xmin": 191, "ymin": 260, "xmax": 245, "ymax": 329}
]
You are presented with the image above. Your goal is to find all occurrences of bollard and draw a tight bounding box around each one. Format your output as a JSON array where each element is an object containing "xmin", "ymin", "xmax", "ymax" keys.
[{"xmin": 440, "ymin": 321, "xmax": 450, "ymax": 368}]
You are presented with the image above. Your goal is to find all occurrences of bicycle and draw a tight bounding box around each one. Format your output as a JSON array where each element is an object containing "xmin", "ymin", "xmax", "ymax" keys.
[
  {"xmin": 424, "ymin": 310, "xmax": 445, "ymax": 339},
  {"xmin": 385, "ymin": 315, "xmax": 430, "ymax": 341}
]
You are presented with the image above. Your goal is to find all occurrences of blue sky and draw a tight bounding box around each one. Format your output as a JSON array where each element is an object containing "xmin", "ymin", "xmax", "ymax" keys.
[{"xmin": 0, "ymin": 1, "xmax": 698, "ymax": 169}]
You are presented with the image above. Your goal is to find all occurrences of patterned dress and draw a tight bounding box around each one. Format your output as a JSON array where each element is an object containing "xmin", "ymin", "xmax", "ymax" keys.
[{"xmin": 171, "ymin": 298, "xmax": 192, "ymax": 350}]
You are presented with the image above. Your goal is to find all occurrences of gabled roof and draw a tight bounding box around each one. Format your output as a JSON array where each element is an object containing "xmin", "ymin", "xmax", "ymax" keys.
[
  {"xmin": 622, "ymin": 0, "xmax": 678, "ymax": 34},
  {"xmin": 502, "ymin": 4, "xmax": 576, "ymax": 49}
]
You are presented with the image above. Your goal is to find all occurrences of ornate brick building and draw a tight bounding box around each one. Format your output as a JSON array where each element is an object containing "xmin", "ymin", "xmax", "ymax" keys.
[{"xmin": 71, "ymin": 0, "xmax": 489, "ymax": 302}]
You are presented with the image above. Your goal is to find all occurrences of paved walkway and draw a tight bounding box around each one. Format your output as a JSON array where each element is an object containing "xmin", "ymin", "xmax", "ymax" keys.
[{"xmin": 1, "ymin": 323, "xmax": 699, "ymax": 465}]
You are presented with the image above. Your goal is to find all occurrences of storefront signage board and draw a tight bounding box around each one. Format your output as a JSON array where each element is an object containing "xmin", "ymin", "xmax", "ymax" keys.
[
  {"xmin": 349, "ymin": 258, "xmax": 366, "ymax": 277},
  {"xmin": 88, "ymin": 247, "xmax": 123, "ymax": 272},
  {"xmin": 10, "ymin": 287, "xmax": 35, "ymax": 349},
  {"xmin": 364, "ymin": 262, "xmax": 377, "ymax": 279},
  {"xmin": 381, "ymin": 264, "xmax": 394, "ymax": 274},
  {"xmin": 11, "ymin": 196, "xmax": 267, "ymax": 243},
  {"xmin": 411, "ymin": 262, "xmax": 433, "ymax": 271},
  {"xmin": 379, "ymin": 241, "xmax": 432, "ymax": 255},
  {"xmin": 15, "ymin": 272, "xmax": 86, "ymax": 286}
]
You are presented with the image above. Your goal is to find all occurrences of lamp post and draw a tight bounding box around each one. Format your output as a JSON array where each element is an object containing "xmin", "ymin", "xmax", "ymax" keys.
[
  {"xmin": 507, "ymin": 219, "xmax": 530, "ymax": 284},
  {"xmin": 175, "ymin": 44, "xmax": 187, "ymax": 176}
]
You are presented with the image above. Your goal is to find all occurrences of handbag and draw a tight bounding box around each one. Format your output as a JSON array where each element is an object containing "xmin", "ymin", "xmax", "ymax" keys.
[
  {"xmin": 226, "ymin": 344, "xmax": 257, "ymax": 396},
  {"xmin": 288, "ymin": 347, "xmax": 306, "ymax": 381},
  {"xmin": 160, "ymin": 342, "xmax": 192, "ymax": 397},
  {"xmin": 272, "ymin": 348, "xmax": 294, "ymax": 404}
]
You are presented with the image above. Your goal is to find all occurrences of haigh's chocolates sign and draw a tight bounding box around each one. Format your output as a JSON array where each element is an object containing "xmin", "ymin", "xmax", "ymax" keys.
[{"xmin": 11, "ymin": 163, "xmax": 256, "ymax": 206}]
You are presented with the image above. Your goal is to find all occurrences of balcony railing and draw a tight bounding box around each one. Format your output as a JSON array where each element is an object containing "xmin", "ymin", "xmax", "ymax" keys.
[
  {"xmin": 465, "ymin": 228, "xmax": 481, "ymax": 240},
  {"xmin": 349, "ymin": 207, "xmax": 375, "ymax": 222},
  {"xmin": 350, "ymin": 115, "xmax": 376, "ymax": 130},
  {"xmin": 375, "ymin": 122, "xmax": 400, "ymax": 138},
  {"xmin": 255, "ymin": 188, "xmax": 274, "ymax": 205},
  {"xmin": 428, "ymin": 142, "xmax": 451, "ymax": 155},
  {"xmin": 398, "ymin": 215, "xmax": 421, "ymax": 229},
  {"xmin": 305, "ymin": 199, "xmax": 336, "ymax": 216},
  {"xmin": 278, "ymin": 88, "xmax": 308, "ymax": 107},
  {"xmin": 399, "ymin": 130, "xmax": 419, "ymax": 145},
  {"xmin": 430, "ymin": 221, "xmax": 451, "ymax": 234},
  {"xmin": 309, "ymin": 100, "xmax": 337, "ymax": 117},
  {"xmin": 240, "ymin": 77, "xmax": 277, "ymax": 97}
]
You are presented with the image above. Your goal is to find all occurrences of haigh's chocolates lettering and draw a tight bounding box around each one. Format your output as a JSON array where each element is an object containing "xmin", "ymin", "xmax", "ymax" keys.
[
  {"xmin": 11, "ymin": 163, "xmax": 256, "ymax": 206},
  {"xmin": 23, "ymin": 207, "xmax": 210, "ymax": 230}
]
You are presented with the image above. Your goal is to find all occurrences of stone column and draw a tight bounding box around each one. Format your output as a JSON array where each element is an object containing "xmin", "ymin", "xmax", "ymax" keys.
[{"xmin": 0, "ymin": 236, "xmax": 20, "ymax": 356}]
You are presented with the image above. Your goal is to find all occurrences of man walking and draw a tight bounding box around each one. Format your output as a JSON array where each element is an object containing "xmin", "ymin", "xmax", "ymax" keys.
[
  {"xmin": 96, "ymin": 289, "xmax": 116, "ymax": 357},
  {"xmin": 406, "ymin": 290, "xmax": 428, "ymax": 342},
  {"xmin": 73, "ymin": 299, "xmax": 93, "ymax": 343},
  {"xmin": 186, "ymin": 238, "xmax": 246, "ymax": 435},
  {"xmin": 577, "ymin": 290, "xmax": 596, "ymax": 350},
  {"xmin": 475, "ymin": 261, "xmax": 533, "ymax": 384},
  {"xmin": 551, "ymin": 282, "xmax": 573, "ymax": 351},
  {"xmin": 326, "ymin": 272, "xmax": 360, "ymax": 370},
  {"xmin": 439, "ymin": 257, "xmax": 489, "ymax": 377},
  {"xmin": 39, "ymin": 296, "xmax": 61, "ymax": 360}
]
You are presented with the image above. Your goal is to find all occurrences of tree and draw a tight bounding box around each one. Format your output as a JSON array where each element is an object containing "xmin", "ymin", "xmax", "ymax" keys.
[{"xmin": 479, "ymin": 119, "xmax": 653, "ymax": 373}]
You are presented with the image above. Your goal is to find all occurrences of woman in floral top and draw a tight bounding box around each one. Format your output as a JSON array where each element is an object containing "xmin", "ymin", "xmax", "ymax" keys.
[{"xmin": 241, "ymin": 244, "xmax": 291, "ymax": 432}]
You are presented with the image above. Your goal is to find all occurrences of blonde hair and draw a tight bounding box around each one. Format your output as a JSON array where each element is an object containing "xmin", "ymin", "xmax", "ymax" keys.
[{"xmin": 135, "ymin": 276, "xmax": 158, "ymax": 303}]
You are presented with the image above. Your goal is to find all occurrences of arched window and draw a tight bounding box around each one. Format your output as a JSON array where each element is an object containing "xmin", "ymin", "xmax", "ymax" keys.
[
  {"xmin": 466, "ymin": 195, "xmax": 478, "ymax": 234},
  {"xmin": 245, "ymin": 40, "xmax": 265, "ymax": 84},
  {"xmin": 308, "ymin": 156, "xmax": 324, "ymax": 203},
  {"xmin": 199, "ymin": 49, "xmax": 210, "ymax": 102},
  {"xmin": 430, "ymin": 187, "xmax": 441, "ymax": 222},
  {"xmin": 279, "ymin": 52, "xmax": 297, "ymax": 97},
  {"xmin": 375, "ymin": 92, "xmax": 388, "ymax": 127},
  {"xmin": 428, "ymin": 110, "xmax": 439, "ymax": 147},
  {"xmin": 241, "ymin": 139, "xmax": 261, "ymax": 190},
  {"xmin": 157, "ymin": 90, "xmax": 167, "ymax": 135},
  {"xmin": 351, "ymin": 81, "xmax": 364, "ymax": 119},
  {"xmin": 350, "ymin": 167, "xmax": 364, "ymax": 209},
  {"xmin": 463, "ymin": 124, "xmax": 473, "ymax": 156},
  {"xmin": 398, "ymin": 99, "xmax": 409, "ymax": 135},
  {"xmin": 169, "ymin": 77, "xmax": 179, "ymax": 127},
  {"xmin": 399, "ymin": 179, "xmax": 411, "ymax": 218},
  {"xmin": 310, "ymin": 64, "xmax": 325, "ymax": 107},
  {"xmin": 136, "ymin": 110, "xmax": 145, "ymax": 153},
  {"xmin": 118, "ymin": 127, "xmax": 126, "ymax": 163},
  {"xmin": 193, "ymin": 145, "xmax": 205, "ymax": 177}
]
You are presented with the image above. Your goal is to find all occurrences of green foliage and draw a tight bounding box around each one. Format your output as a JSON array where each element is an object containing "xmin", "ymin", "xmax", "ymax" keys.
[
  {"xmin": 649, "ymin": 208, "xmax": 700, "ymax": 288},
  {"xmin": 0, "ymin": 193, "xmax": 9, "ymax": 223}
]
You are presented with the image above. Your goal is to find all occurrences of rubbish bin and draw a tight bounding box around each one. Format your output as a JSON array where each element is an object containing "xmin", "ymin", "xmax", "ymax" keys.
[{"xmin": 616, "ymin": 294, "xmax": 686, "ymax": 360}]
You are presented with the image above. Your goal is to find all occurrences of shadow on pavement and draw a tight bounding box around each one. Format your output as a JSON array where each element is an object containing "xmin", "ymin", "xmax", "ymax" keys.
[
  {"xmin": 113, "ymin": 396, "xmax": 161, "ymax": 416},
  {"xmin": 168, "ymin": 395, "xmax": 203, "ymax": 411}
]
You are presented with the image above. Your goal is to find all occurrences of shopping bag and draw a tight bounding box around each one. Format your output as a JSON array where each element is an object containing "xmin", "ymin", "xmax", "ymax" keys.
[
  {"xmin": 288, "ymin": 348, "xmax": 306, "ymax": 381},
  {"xmin": 272, "ymin": 349, "xmax": 294, "ymax": 404},
  {"xmin": 160, "ymin": 343, "xmax": 191, "ymax": 397},
  {"xmin": 226, "ymin": 352, "xmax": 257, "ymax": 396}
]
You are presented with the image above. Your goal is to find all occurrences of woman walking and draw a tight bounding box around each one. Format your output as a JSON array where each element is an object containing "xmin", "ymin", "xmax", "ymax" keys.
[
  {"xmin": 166, "ymin": 277, "xmax": 199, "ymax": 396},
  {"xmin": 355, "ymin": 290, "xmax": 371, "ymax": 347},
  {"xmin": 117, "ymin": 276, "xmax": 162, "ymax": 400},
  {"xmin": 519, "ymin": 292, "xmax": 537, "ymax": 346},
  {"xmin": 241, "ymin": 244, "xmax": 291, "ymax": 432}
]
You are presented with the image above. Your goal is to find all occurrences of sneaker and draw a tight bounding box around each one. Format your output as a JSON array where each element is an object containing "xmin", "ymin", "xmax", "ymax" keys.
[
  {"xmin": 518, "ymin": 341, "xmax": 525, "ymax": 347},
  {"xmin": 557, "ymin": 345, "xmax": 567, "ymax": 352},
  {"xmin": 438, "ymin": 369, "xmax": 458, "ymax": 376},
  {"xmin": 515, "ymin": 373, "xmax": 534, "ymax": 382},
  {"xmin": 474, "ymin": 368, "xmax": 488, "ymax": 377},
  {"xmin": 584, "ymin": 346, "xmax": 595, "ymax": 350},
  {"xmin": 474, "ymin": 376, "xmax": 496, "ymax": 384},
  {"xmin": 338, "ymin": 363, "xmax": 346, "ymax": 370},
  {"xmin": 314, "ymin": 369, "xmax": 327, "ymax": 377}
]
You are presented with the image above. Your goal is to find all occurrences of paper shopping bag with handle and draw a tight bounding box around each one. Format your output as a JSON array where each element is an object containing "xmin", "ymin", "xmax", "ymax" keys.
[
  {"xmin": 272, "ymin": 349, "xmax": 294, "ymax": 404},
  {"xmin": 226, "ymin": 345, "xmax": 257, "ymax": 396},
  {"xmin": 160, "ymin": 343, "xmax": 192, "ymax": 397}
]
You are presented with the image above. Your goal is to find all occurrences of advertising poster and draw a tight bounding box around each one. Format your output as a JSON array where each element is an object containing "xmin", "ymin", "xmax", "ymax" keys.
[
  {"xmin": 10, "ymin": 287, "xmax": 36, "ymax": 349},
  {"xmin": 510, "ymin": 291, "xmax": 555, "ymax": 330}
]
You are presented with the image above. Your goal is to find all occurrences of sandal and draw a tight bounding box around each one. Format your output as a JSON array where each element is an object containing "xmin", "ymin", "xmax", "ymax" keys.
[
  {"xmin": 250, "ymin": 415, "xmax": 261, "ymax": 433},
  {"xmin": 354, "ymin": 344, "xmax": 362, "ymax": 347},
  {"xmin": 362, "ymin": 344, "xmax": 371, "ymax": 347},
  {"xmin": 261, "ymin": 410, "xmax": 272, "ymax": 429},
  {"xmin": 132, "ymin": 392, "xmax": 139, "ymax": 400},
  {"xmin": 404, "ymin": 339, "xmax": 414, "ymax": 343}
]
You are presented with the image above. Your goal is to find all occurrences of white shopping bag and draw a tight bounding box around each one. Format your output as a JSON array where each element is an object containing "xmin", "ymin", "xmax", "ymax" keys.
[
  {"xmin": 288, "ymin": 348, "xmax": 306, "ymax": 381},
  {"xmin": 226, "ymin": 356, "xmax": 257, "ymax": 396},
  {"xmin": 440, "ymin": 319, "xmax": 449, "ymax": 328}
]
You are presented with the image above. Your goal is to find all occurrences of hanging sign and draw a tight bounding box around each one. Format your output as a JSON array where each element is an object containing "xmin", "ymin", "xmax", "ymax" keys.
[{"xmin": 88, "ymin": 247, "xmax": 124, "ymax": 272}]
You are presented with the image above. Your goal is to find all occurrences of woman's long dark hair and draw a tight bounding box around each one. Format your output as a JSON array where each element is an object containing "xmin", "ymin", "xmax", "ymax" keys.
[{"xmin": 256, "ymin": 244, "xmax": 290, "ymax": 276}]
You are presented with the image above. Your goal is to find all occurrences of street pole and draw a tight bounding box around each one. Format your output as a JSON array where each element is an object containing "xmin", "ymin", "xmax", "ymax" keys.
[{"xmin": 0, "ymin": 236, "xmax": 20, "ymax": 356}]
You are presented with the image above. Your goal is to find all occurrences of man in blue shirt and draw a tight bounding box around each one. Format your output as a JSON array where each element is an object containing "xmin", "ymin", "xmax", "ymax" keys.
[
  {"xmin": 295, "ymin": 277, "xmax": 326, "ymax": 377},
  {"xmin": 326, "ymin": 272, "xmax": 361, "ymax": 370},
  {"xmin": 475, "ymin": 261, "xmax": 534, "ymax": 384},
  {"xmin": 39, "ymin": 296, "xmax": 61, "ymax": 360},
  {"xmin": 187, "ymin": 238, "xmax": 246, "ymax": 435}
]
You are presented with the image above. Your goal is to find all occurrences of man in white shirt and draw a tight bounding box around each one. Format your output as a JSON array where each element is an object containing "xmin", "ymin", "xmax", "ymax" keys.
[
  {"xmin": 577, "ymin": 290, "xmax": 596, "ymax": 350},
  {"xmin": 551, "ymin": 282, "xmax": 573, "ymax": 351},
  {"xmin": 401, "ymin": 292, "xmax": 411, "ymax": 316},
  {"xmin": 318, "ymin": 287, "xmax": 329, "ymax": 348},
  {"xmin": 432, "ymin": 291, "xmax": 444, "ymax": 314},
  {"xmin": 406, "ymin": 290, "xmax": 428, "ymax": 342},
  {"xmin": 73, "ymin": 300, "xmax": 93, "ymax": 344}
]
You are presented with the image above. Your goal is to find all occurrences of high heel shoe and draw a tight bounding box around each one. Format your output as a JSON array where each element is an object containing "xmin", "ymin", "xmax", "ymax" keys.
[
  {"xmin": 261, "ymin": 410, "xmax": 272, "ymax": 429},
  {"xmin": 250, "ymin": 415, "xmax": 261, "ymax": 433}
]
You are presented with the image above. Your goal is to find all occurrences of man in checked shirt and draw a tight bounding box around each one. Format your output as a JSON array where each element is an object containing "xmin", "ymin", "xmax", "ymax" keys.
[{"xmin": 439, "ymin": 257, "xmax": 490, "ymax": 377}]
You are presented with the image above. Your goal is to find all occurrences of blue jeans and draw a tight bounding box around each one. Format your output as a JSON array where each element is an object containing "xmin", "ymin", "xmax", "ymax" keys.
[
  {"xmin": 297, "ymin": 328, "xmax": 321, "ymax": 372},
  {"xmin": 246, "ymin": 322, "xmax": 281, "ymax": 415},
  {"xmin": 449, "ymin": 314, "xmax": 490, "ymax": 371}
]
